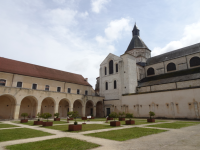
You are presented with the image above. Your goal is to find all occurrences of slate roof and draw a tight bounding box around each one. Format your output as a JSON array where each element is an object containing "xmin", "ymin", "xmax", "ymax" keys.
[
  {"xmin": 125, "ymin": 36, "xmax": 149, "ymax": 52},
  {"xmin": 137, "ymin": 62, "xmax": 146, "ymax": 67},
  {"xmin": 0, "ymin": 57, "xmax": 91, "ymax": 86},
  {"xmin": 138, "ymin": 67, "xmax": 200, "ymax": 87},
  {"xmin": 146, "ymin": 43, "xmax": 200, "ymax": 66}
]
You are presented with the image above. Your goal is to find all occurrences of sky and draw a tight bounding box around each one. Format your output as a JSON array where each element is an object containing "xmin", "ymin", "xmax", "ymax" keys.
[{"xmin": 0, "ymin": 0, "xmax": 200, "ymax": 88}]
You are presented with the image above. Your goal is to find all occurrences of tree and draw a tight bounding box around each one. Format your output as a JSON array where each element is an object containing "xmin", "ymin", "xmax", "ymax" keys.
[
  {"xmin": 36, "ymin": 112, "xmax": 42, "ymax": 121},
  {"xmin": 149, "ymin": 111, "xmax": 155, "ymax": 119},
  {"xmin": 54, "ymin": 113, "xmax": 59, "ymax": 118},
  {"xmin": 68, "ymin": 111, "xmax": 79, "ymax": 125},
  {"xmin": 126, "ymin": 113, "xmax": 133, "ymax": 121},
  {"xmin": 109, "ymin": 112, "xmax": 119, "ymax": 121},
  {"xmin": 21, "ymin": 113, "xmax": 28, "ymax": 120},
  {"xmin": 119, "ymin": 112, "xmax": 125, "ymax": 118},
  {"xmin": 41, "ymin": 113, "xmax": 52, "ymax": 122}
]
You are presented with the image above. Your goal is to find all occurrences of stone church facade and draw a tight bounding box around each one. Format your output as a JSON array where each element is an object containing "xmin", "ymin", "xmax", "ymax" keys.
[
  {"xmin": 0, "ymin": 57, "xmax": 104, "ymax": 120},
  {"xmin": 96, "ymin": 24, "xmax": 200, "ymax": 119}
]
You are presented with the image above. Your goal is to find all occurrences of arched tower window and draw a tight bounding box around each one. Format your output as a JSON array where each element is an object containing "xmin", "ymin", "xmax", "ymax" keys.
[
  {"xmin": 105, "ymin": 67, "xmax": 107, "ymax": 75},
  {"xmin": 109, "ymin": 60, "xmax": 113, "ymax": 74},
  {"xmin": 147, "ymin": 67, "xmax": 155, "ymax": 76},
  {"xmin": 167, "ymin": 63, "xmax": 176, "ymax": 72},
  {"xmin": 190, "ymin": 56, "xmax": 200, "ymax": 67},
  {"xmin": 114, "ymin": 80, "xmax": 117, "ymax": 89},
  {"xmin": 105, "ymin": 82, "xmax": 108, "ymax": 90},
  {"xmin": 116, "ymin": 64, "xmax": 118, "ymax": 72}
]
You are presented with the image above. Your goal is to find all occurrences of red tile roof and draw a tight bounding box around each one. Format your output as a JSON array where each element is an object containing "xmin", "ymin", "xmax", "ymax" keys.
[{"xmin": 0, "ymin": 57, "xmax": 91, "ymax": 86}]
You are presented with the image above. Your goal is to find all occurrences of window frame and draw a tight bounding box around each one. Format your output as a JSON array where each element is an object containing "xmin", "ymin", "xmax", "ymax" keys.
[
  {"xmin": 116, "ymin": 63, "xmax": 118, "ymax": 73},
  {"xmin": 57, "ymin": 87, "xmax": 61, "ymax": 92},
  {"xmin": 45, "ymin": 85, "xmax": 50, "ymax": 91},
  {"xmin": 114, "ymin": 80, "xmax": 117, "ymax": 89},
  {"xmin": 105, "ymin": 82, "xmax": 108, "ymax": 90},
  {"xmin": 32, "ymin": 83, "xmax": 37, "ymax": 90},
  {"xmin": 105, "ymin": 67, "xmax": 107, "ymax": 75},
  {"xmin": 0, "ymin": 79, "xmax": 6, "ymax": 86},
  {"xmin": 68, "ymin": 88, "xmax": 71, "ymax": 93},
  {"xmin": 190, "ymin": 56, "xmax": 200, "ymax": 67},
  {"xmin": 17, "ymin": 81, "xmax": 23, "ymax": 88},
  {"xmin": 147, "ymin": 67, "xmax": 155, "ymax": 76},
  {"xmin": 85, "ymin": 90, "xmax": 88, "ymax": 95},
  {"xmin": 167, "ymin": 62, "xmax": 176, "ymax": 72},
  {"xmin": 77, "ymin": 89, "xmax": 80, "ymax": 94},
  {"xmin": 109, "ymin": 60, "xmax": 114, "ymax": 74}
]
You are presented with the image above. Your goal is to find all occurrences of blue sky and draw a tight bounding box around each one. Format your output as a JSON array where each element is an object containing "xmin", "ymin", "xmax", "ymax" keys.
[{"xmin": 0, "ymin": 0, "xmax": 200, "ymax": 88}]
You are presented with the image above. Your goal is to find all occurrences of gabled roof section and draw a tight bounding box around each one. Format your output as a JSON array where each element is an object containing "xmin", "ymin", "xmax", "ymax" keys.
[
  {"xmin": 0, "ymin": 57, "xmax": 91, "ymax": 86},
  {"xmin": 100, "ymin": 53, "xmax": 122, "ymax": 66},
  {"xmin": 146, "ymin": 43, "xmax": 200, "ymax": 66}
]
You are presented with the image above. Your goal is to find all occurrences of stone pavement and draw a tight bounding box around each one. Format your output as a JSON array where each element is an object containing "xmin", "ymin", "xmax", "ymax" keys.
[{"xmin": 0, "ymin": 120, "xmax": 200, "ymax": 150}]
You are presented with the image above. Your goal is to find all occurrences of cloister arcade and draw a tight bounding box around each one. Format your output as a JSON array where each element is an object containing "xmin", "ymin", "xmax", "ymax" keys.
[{"xmin": 0, "ymin": 92, "xmax": 104, "ymax": 120}]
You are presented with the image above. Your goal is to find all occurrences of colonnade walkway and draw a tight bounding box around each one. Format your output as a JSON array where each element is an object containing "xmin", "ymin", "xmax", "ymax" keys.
[{"xmin": 0, "ymin": 120, "xmax": 200, "ymax": 150}]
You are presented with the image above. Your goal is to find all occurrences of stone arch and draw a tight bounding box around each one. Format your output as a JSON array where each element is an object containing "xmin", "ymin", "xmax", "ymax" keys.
[
  {"xmin": 85, "ymin": 100, "xmax": 94, "ymax": 116},
  {"xmin": 96, "ymin": 101, "xmax": 103, "ymax": 117},
  {"xmin": 73, "ymin": 99, "xmax": 83, "ymax": 117},
  {"xmin": 41, "ymin": 97, "xmax": 55, "ymax": 117},
  {"xmin": 167, "ymin": 62, "xmax": 176, "ymax": 72},
  {"xmin": 0, "ymin": 94, "xmax": 16, "ymax": 119},
  {"xmin": 147, "ymin": 67, "xmax": 155, "ymax": 76},
  {"xmin": 190, "ymin": 56, "xmax": 200, "ymax": 67},
  {"xmin": 58, "ymin": 98, "xmax": 70, "ymax": 118}
]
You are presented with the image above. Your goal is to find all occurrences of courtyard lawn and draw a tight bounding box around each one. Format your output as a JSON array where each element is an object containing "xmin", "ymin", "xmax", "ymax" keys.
[
  {"xmin": 6, "ymin": 137, "xmax": 100, "ymax": 150},
  {"xmin": 0, "ymin": 128, "xmax": 53, "ymax": 142},
  {"xmin": 0, "ymin": 124, "xmax": 19, "ymax": 128},
  {"xmin": 44, "ymin": 124, "xmax": 120, "ymax": 132},
  {"xmin": 86, "ymin": 127, "xmax": 166, "ymax": 141},
  {"xmin": 106, "ymin": 119, "xmax": 166, "ymax": 125},
  {"xmin": 147, "ymin": 121, "xmax": 200, "ymax": 129},
  {"xmin": 13, "ymin": 120, "xmax": 68, "ymax": 126}
]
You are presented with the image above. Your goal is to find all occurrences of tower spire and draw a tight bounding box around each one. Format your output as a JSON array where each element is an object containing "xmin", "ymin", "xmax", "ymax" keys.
[{"xmin": 132, "ymin": 23, "xmax": 140, "ymax": 37}]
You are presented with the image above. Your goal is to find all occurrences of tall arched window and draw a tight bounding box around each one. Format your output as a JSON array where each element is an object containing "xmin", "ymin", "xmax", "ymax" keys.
[
  {"xmin": 147, "ymin": 67, "xmax": 155, "ymax": 76},
  {"xmin": 167, "ymin": 63, "xmax": 176, "ymax": 72},
  {"xmin": 105, "ymin": 82, "xmax": 108, "ymax": 90},
  {"xmin": 114, "ymin": 80, "xmax": 117, "ymax": 89},
  {"xmin": 109, "ymin": 60, "xmax": 113, "ymax": 74},
  {"xmin": 190, "ymin": 56, "xmax": 200, "ymax": 67},
  {"xmin": 116, "ymin": 64, "xmax": 118, "ymax": 73},
  {"xmin": 105, "ymin": 67, "xmax": 107, "ymax": 75}
]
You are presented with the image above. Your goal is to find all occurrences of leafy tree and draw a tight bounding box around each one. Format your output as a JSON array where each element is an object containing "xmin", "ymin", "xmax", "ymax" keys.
[
  {"xmin": 41, "ymin": 113, "xmax": 52, "ymax": 122},
  {"xmin": 71, "ymin": 111, "xmax": 79, "ymax": 125},
  {"xmin": 125, "ymin": 113, "xmax": 133, "ymax": 121},
  {"xmin": 109, "ymin": 112, "xmax": 119, "ymax": 121},
  {"xmin": 21, "ymin": 113, "xmax": 28, "ymax": 120},
  {"xmin": 149, "ymin": 111, "xmax": 155, "ymax": 119},
  {"xmin": 54, "ymin": 113, "xmax": 59, "ymax": 118},
  {"xmin": 118, "ymin": 112, "xmax": 125, "ymax": 118},
  {"xmin": 36, "ymin": 112, "xmax": 42, "ymax": 121}
]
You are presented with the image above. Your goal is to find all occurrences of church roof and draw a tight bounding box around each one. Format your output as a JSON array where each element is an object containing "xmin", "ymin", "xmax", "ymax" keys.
[
  {"xmin": 0, "ymin": 57, "xmax": 91, "ymax": 86},
  {"xmin": 146, "ymin": 43, "xmax": 200, "ymax": 66},
  {"xmin": 125, "ymin": 24, "xmax": 149, "ymax": 52},
  {"xmin": 138, "ymin": 67, "xmax": 200, "ymax": 87}
]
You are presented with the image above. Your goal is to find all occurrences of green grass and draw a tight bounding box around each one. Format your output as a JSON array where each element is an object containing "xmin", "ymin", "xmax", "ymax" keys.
[
  {"xmin": 0, "ymin": 124, "xmax": 19, "ymax": 128},
  {"xmin": 147, "ymin": 121, "xmax": 200, "ymax": 129},
  {"xmin": 6, "ymin": 137, "xmax": 100, "ymax": 150},
  {"xmin": 86, "ymin": 127, "xmax": 166, "ymax": 141},
  {"xmin": 45, "ymin": 124, "xmax": 120, "ymax": 132},
  {"xmin": 0, "ymin": 128, "xmax": 53, "ymax": 142},
  {"xmin": 13, "ymin": 120, "xmax": 68, "ymax": 126}
]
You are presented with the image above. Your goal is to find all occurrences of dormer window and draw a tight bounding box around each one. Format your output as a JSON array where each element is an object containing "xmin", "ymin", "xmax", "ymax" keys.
[
  {"xmin": 45, "ymin": 85, "xmax": 49, "ymax": 91},
  {"xmin": 77, "ymin": 89, "xmax": 80, "ymax": 94},
  {"xmin": 0, "ymin": 79, "xmax": 6, "ymax": 86},
  {"xmin": 17, "ymin": 82, "xmax": 22, "ymax": 88}
]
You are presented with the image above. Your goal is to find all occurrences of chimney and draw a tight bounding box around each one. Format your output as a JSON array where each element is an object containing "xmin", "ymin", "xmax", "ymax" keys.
[{"xmin": 85, "ymin": 78, "xmax": 88, "ymax": 82}]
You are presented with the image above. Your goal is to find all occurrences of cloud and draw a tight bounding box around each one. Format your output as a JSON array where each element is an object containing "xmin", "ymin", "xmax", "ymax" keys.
[
  {"xmin": 152, "ymin": 21, "xmax": 200, "ymax": 56},
  {"xmin": 95, "ymin": 18, "xmax": 132, "ymax": 45},
  {"xmin": 91, "ymin": 0, "xmax": 110, "ymax": 13},
  {"xmin": 79, "ymin": 11, "xmax": 89, "ymax": 18}
]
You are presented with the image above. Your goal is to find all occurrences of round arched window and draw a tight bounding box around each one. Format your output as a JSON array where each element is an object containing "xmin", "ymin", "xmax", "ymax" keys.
[
  {"xmin": 147, "ymin": 68, "xmax": 155, "ymax": 76},
  {"xmin": 167, "ymin": 63, "xmax": 176, "ymax": 72},
  {"xmin": 190, "ymin": 56, "xmax": 200, "ymax": 67}
]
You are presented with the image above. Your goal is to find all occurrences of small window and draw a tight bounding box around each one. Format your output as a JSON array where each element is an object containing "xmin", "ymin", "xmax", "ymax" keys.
[
  {"xmin": 105, "ymin": 82, "xmax": 108, "ymax": 90},
  {"xmin": 45, "ymin": 85, "xmax": 49, "ymax": 91},
  {"xmin": 17, "ymin": 82, "xmax": 22, "ymax": 88},
  {"xmin": 109, "ymin": 60, "xmax": 113, "ymax": 74},
  {"xmin": 77, "ymin": 89, "xmax": 80, "ymax": 94},
  {"xmin": 57, "ymin": 87, "xmax": 61, "ymax": 92},
  {"xmin": 32, "ymin": 84, "xmax": 37, "ymax": 89},
  {"xmin": 85, "ymin": 90, "xmax": 88, "ymax": 95},
  {"xmin": 190, "ymin": 56, "xmax": 200, "ymax": 67},
  {"xmin": 147, "ymin": 67, "xmax": 155, "ymax": 76},
  {"xmin": 116, "ymin": 64, "xmax": 118, "ymax": 72},
  {"xmin": 114, "ymin": 80, "xmax": 117, "ymax": 89},
  {"xmin": 167, "ymin": 63, "xmax": 176, "ymax": 72},
  {"xmin": 68, "ymin": 88, "xmax": 71, "ymax": 93},
  {"xmin": 0, "ymin": 79, "xmax": 6, "ymax": 86},
  {"xmin": 105, "ymin": 67, "xmax": 107, "ymax": 75}
]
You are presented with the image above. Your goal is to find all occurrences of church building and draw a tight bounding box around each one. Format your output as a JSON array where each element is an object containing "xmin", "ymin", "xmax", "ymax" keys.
[{"xmin": 96, "ymin": 24, "xmax": 200, "ymax": 119}]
